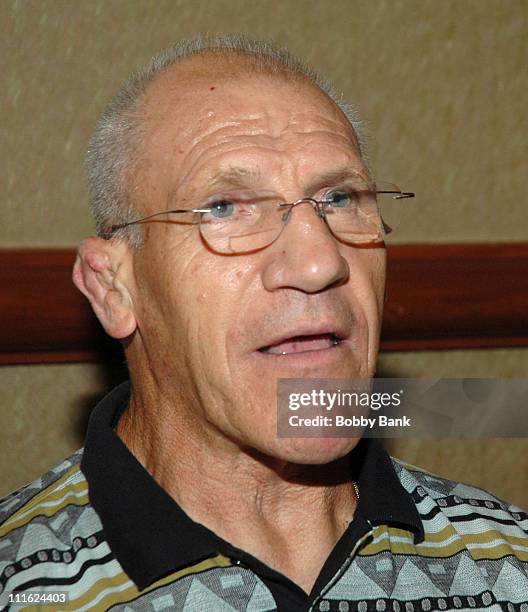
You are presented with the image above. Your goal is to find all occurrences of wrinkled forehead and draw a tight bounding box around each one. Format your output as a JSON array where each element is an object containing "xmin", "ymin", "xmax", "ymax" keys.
[
  {"xmin": 129, "ymin": 55, "xmax": 364, "ymax": 215},
  {"xmin": 140, "ymin": 53, "xmax": 360, "ymax": 154}
]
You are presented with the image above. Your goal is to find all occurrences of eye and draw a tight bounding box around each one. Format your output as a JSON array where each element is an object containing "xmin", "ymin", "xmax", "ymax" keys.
[
  {"xmin": 322, "ymin": 189, "xmax": 359, "ymax": 208},
  {"xmin": 206, "ymin": 200, "xmax": 235, "ymax": 219}
]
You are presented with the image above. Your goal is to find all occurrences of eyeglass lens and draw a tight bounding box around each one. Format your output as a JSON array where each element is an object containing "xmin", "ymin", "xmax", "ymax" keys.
[{"xmin": 198, "ymin": 182, "xmax": 404, "ymax": 254}]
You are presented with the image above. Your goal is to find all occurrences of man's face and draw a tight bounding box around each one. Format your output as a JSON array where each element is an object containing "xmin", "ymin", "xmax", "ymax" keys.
[{"xmin": 128, "ymin": 58, "xmax": 386, "ymax": 464}]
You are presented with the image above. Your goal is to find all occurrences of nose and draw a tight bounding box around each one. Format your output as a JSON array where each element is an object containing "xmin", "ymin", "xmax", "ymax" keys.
[{"xmin": 260, "ymin": 200, "xmax": 350, "ymax": 293}]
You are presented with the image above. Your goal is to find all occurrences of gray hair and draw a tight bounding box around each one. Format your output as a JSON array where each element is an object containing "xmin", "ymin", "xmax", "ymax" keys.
[{"xmin": 86, "ymin": 34, "xmax": 366, "ymax": 247}]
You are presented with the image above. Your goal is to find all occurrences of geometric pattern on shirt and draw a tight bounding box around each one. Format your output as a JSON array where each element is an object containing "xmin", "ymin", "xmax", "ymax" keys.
[{"xmin": 1, "ymin": 450, "xmax": 528, "ymax": 611}]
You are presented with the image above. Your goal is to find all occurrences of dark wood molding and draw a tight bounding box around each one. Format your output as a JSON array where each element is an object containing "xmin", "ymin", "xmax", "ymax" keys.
[
  {"xmin": 382, "ymin": 243, "xmax": 528, "ymax": 351},
  {"xmin": 1, "ymin": 244, "xmax": 527, "ymax": 364}
]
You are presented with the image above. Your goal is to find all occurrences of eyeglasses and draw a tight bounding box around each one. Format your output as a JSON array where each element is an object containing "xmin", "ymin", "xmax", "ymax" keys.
[{"xmin": 109, "ymin": 182, "xmax": 415, "ymax": 254}]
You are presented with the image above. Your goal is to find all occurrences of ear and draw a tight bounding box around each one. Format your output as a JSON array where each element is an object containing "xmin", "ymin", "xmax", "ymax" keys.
[{"xmin": 72, "ymin": 236, "xmax": 137, "ymax": 339}]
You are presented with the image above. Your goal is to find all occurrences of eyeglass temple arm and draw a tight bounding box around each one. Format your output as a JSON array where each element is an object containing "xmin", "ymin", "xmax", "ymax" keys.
[
  {"xmin": 110, "ymin": 208, "xmax": 206, "ymax": 232},
  {"xmin": 375, "ymin": 190, "xmax": 415, "ymax": 200}
]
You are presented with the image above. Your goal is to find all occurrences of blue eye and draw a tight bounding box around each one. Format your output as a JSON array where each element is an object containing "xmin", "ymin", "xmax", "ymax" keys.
[
  {"xmin": 208, "ymin": 200, "xmax": 235, "ymax": 218},
  {"xmin": 323, "ymin": 190, "xmax": 355, "ymax": 208}
]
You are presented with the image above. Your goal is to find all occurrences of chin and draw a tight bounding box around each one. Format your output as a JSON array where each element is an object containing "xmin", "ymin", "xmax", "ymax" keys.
[{"xmin": 273, "ymin": 435, "xmax": 361, "ymax": 465}]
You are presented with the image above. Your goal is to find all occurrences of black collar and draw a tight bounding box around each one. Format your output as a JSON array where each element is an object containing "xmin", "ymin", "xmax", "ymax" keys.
[{"xmin": 81, "ymin": 381, "xmax": 423, "ymax": 590}]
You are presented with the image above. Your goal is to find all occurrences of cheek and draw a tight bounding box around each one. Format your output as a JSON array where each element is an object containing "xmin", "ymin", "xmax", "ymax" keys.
[
  {"xmin": 133, "ymin": 241, "xmax": 202, "ymax": 341},
  {"xmin": 357, "ymin": 250, "xmax": 386, "ymax": 316},
  {"xmin": 185, "ymin": 258, "xmax": 258, "ymax": 353},
  {"xmin": 342, "ymin": 250, "xmax": 386, "ymax": 336},
  {"xmin": 372, "ymin": 251, "xmax": 387, "ymax": 304}
]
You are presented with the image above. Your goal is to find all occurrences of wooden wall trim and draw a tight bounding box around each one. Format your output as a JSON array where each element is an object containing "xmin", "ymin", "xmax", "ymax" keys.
[{"xmin": 1, "ymin": 244, "xmax": 527, "ymax": 364}]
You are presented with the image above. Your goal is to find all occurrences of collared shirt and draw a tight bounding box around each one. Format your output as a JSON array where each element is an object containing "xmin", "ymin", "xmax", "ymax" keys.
[{"xmin": 1, "ymin": 382, "xmax": 527, "ymax": 611}]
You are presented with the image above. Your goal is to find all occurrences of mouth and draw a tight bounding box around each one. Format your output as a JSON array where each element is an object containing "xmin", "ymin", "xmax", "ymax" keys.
[{"xmin": 258, "ymin": 332, "xmax": 343, "ymax": 356}]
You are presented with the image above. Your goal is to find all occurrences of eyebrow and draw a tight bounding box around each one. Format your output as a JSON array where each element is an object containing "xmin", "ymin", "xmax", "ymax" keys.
[
  {"xmin": 304, "ymin": 168, "xmax": 373, "ymax": 194},
  {"xmin": 168, "ymin": 166, "xmax": 263, "ymax": 208},
  {"xmin": 200, "ymin": 165, "xmax": 372, "ymax": 196},
  {"xmin": 206, "ymin": 166, "xmax": 262, "ymax": 191}
]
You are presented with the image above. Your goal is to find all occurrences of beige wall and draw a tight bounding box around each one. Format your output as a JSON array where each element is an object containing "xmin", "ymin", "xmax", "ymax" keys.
[{"xmin": 2, "ymin": 1, "xmax": 527, "ymax": 505}]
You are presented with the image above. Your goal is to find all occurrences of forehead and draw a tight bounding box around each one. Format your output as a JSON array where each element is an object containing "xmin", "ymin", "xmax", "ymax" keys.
[{"xmin": 137, "ymin": 55, "xmax": 363, "ymax": 196}]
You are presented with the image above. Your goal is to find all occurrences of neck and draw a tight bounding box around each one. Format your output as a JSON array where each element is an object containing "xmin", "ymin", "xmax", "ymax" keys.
[{"xmin": 117, "ymin": 376, "xmax": 359, "ymax": 594}]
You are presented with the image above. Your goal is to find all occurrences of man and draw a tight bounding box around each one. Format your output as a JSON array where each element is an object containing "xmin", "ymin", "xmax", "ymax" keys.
[{"xmin": 1, "ymin": 36, "xmax": 527, "ymax": 611}]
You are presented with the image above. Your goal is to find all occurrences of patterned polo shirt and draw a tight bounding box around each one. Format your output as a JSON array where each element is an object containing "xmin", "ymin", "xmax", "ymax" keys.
[{"xmin": 1, "ymin": 382, "xmax": 527, "ymax": 611}]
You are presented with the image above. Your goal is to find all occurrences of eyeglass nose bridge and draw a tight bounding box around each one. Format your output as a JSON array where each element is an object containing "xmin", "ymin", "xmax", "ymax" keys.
[{"xmin": 279, "ymin": 197, "xmax": 327, "ymax": 224}]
